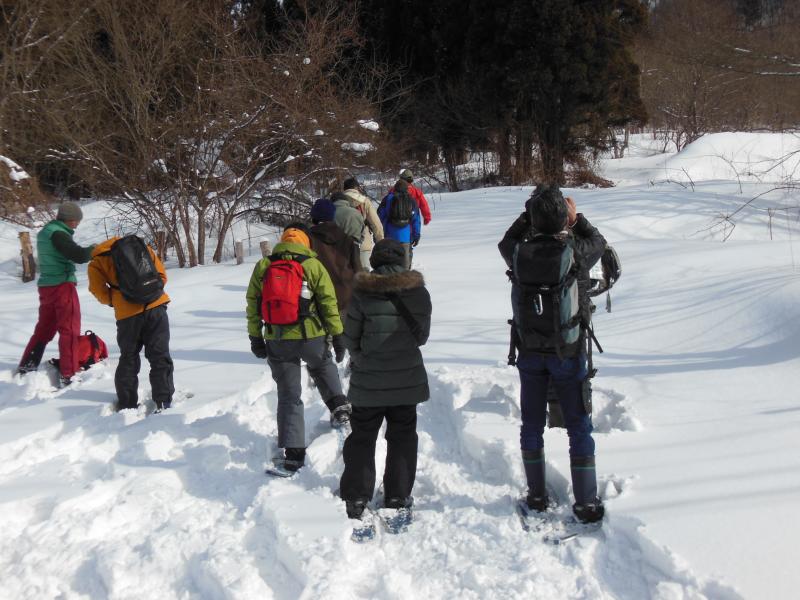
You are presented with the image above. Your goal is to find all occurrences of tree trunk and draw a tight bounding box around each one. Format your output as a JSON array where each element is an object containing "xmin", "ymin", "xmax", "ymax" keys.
[
  {"xmin": 443, "ymin": 146, "xmax": 460, "ymax": 192},
  {"xmin": 177, "ymin": 198, "xmax": 197, "ymax": 267},
  {"xmin": 498, "ymin": 128, "xmax": 512, "ymax": 182},
  {"xmin": 196, "ymin": 210, "xmax": 206, "ymax": 266},
  {"xmin": 212, "ymin": 209, "xmax": 236, "ymax": 264}
]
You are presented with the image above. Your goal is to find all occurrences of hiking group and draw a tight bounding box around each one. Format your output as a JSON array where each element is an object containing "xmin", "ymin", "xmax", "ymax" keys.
[{"xmin": 15, "ymin": 172, "xmax": 613, "ymax": 530}]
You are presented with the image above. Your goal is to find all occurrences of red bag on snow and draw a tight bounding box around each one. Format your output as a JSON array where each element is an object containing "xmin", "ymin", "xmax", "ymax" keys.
[
  {"xmin": 76, "ymin": 330, "xmax": 109, "ymax": 369},
  {"xmin": 48, "ymin": 330, "xmax": 109, "ymax": 372}
]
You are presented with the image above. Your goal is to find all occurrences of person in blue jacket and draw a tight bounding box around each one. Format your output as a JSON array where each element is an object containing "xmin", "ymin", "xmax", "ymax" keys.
[{"xmin": 377, "ymin": 179, "xmax": 421, "ymax": 270}]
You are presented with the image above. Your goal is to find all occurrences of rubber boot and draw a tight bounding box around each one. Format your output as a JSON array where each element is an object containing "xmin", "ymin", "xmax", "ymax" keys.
[
  {"xmin": 522, "ymin": 449, "xmax": 548, "ymax": 511},
  {"xmin": 571, "ymin": 455, "xmax": 604, "ymax": 523}
]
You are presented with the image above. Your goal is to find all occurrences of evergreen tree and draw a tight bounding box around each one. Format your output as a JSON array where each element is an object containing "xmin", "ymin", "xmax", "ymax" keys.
[{"xmin": 466, "ymin": 0, "xmax": 647, "ymax": 184}]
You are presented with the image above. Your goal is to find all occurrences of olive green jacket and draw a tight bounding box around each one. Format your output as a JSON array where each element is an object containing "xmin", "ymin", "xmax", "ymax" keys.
[{"xmin": 246, "ymin": 242, "xmax": 343, "ymax": 340}]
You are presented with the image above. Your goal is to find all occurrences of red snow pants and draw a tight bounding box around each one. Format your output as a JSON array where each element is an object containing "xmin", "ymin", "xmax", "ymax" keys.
[{"xmin": 19, "ymin": 282, "xmax": 81, "ymax": 378}]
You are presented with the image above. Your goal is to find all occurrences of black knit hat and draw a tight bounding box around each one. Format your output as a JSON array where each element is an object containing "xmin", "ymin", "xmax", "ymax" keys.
[
  {"xmin": 310, "ymin": 198, "xmax": 336, "ymax": 224},
  {"xmin": 343, "ymin": 177, "xmax": 359, "ymax": 191},
  {"xmin": 528, "ymin": 185, "xmax": 567, "ymax": 234},
  {"xmin": 370, "ymin": 238, "xmax": 406, "ymax": 269}
]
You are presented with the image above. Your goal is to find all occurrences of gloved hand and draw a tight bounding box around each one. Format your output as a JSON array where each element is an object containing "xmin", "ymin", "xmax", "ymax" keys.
[
  {"xmin": 412, "ymin": 236, "xmax": 420, "ymax": 248},
  {"xmin": 331, "ymin": 335, "xmax": 347, "ymax": 363},
  {"xmin": 249, "ymin": 335, "xmax": 267, "ymax": 359}
]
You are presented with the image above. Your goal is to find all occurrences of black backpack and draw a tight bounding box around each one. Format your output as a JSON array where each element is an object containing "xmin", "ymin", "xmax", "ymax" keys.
[
  {"xmin": 389, "ymin": 190, "xmax": 415, "ymax": 227},
  {"xmin": 510, "ymin": 235, "xmax": 581, "ymax": 358},
  {"xmin": 107, "ymin": 235, "xmax": 164, "ymax": 305}
]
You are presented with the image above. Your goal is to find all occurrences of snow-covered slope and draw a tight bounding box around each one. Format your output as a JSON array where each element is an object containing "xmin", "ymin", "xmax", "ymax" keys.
[{"xmin": 1, "ymin": 137, "xmax": 799, "ymax": 599}]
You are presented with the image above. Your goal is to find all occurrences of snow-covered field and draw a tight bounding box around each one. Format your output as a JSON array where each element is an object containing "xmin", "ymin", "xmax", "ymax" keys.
[{"xmin": 1, "ymin": 133, "xmax": 798, "ymax": 599}]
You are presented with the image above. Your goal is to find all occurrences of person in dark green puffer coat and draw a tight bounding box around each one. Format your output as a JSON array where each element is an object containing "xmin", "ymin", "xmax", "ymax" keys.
[
  {"xmin": 18, "ymin": 202, "xmax": 95, "ymax": 385},
  {"xmin": 339, "ymin": 238, "xmax": 432, "ymax": 519}
]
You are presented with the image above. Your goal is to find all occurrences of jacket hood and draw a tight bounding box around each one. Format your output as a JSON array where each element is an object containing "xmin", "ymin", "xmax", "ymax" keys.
[
  {"xmin": 343, "ymin": 188, "xmax": 370, "ymax": 206},
  {"xmin": 310, "ymin": 222, "xmax": 347, "ymax": 245},
  {"xmin": 272, "ymin": 241, "xmax": 317, "ymax": 258},
  {"xmin": 91, "ymin": 236, "xmax": 120, "ymax": 257},
  {"xmin": 354, "ymin": 269, "xmax": 425, "ymax": 294}
]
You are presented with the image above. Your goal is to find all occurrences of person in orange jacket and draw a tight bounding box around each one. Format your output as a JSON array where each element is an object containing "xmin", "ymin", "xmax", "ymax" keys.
[
  {"xmin": 88, "ymin": 237, "xmax": 174, "ymax": 412},
  {"xmin": 388, "ymin": 169, "xmax": 432, "ymax": 226}
]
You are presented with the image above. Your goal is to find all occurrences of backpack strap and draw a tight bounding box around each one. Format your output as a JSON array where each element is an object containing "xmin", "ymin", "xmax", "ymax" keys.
[
  {"xmin": 386, "ymin": 293, "xmax": 424, "ymax": 343},
  {"xmin": 85, "ymin": 330, "xmax": 100, "ymax": 352}
]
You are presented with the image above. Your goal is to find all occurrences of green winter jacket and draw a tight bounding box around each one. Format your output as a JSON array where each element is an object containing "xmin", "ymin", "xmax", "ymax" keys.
[
  {"xmin": 37, "ymin": 220, "xmax": 93, "ymax": 286},
  {"xmin": 246, "ymin": 242, "xmax": 343, "ymax": 340},
  {"xmin": 333, "ymin": 200, "xmax": 366, "ymax": 242}
]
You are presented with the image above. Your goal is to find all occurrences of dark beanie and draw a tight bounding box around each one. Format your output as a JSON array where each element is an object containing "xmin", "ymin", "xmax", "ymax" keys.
[
  {"xmin": 370, "ymin": 238, "xmax": 406, "ymax": 269},
  {"xmin": 310, "ymin": 198, "xmax": 336, "ymax": 224},
  {"xmin": 330, "ymin": 191, "xmax": 348, "ymax": 203},
  {"xmin": 528, "ymin": 185, "xmax": 567, "ymax": 234},
  {"xmin": 399, "ymin": 169, "xmax": 413, "ymax": 182},
  {"xmin": 343, "ymin": 177, "xmax": 359, "ymax": 191},
  {"xmin": 57, "ymin": 202, "xmax": 83, "ymax": 222}
]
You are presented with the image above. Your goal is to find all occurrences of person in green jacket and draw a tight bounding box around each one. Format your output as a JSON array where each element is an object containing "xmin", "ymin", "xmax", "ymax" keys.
[
  {"xmin": 246, "ymin": 227, "xmax": 350, "ymax": 472},
  {"xmin": 17, "ymin": 202, "xmax": 95, "ymax": 386}
]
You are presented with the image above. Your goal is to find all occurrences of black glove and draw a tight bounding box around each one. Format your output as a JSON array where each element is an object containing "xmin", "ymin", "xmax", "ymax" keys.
[
  {"xmin": 249, "ymin": 335, "xmax": 267, "ymax": 359},
  {"xmin": 332, "ymin": 335, "xmax": 346, "ymax": 363},
  {"xmin": 412, "ymin": 237, "xmax": 420, "ymax": 248}
]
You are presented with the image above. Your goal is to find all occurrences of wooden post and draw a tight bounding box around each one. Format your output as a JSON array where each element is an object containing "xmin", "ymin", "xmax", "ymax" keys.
[
  {"xmin": 235, "ymin": 240, "xmax": 244, "ymax": 265},
  {"xmin": 260, "ymin": 240, "xmax": 271, "ymax": 257},
  {"xmin": 19, "ymin": 231, "xmax": 36, "ymax": 282}
]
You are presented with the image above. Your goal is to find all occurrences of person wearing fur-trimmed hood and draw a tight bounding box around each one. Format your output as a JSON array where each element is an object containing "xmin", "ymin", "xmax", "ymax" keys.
[{"xmin": 339, "ymin": 238, "xmax": 432, "ymax": 521}]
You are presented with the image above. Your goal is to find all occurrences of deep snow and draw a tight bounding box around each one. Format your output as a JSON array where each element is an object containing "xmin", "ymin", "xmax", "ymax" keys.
[{"xmin": 1, "ymin": 133, "xmax": 799, "ymax": 599}]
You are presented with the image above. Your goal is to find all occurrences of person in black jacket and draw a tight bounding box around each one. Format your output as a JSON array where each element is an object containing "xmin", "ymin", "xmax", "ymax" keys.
[
  {"xmin": 499, "ymin": 185, "xmax": 607, "ymax": 524},
  {"xmin": 339, "ymin": 238, "xmax": 432, "ymax": 520}
]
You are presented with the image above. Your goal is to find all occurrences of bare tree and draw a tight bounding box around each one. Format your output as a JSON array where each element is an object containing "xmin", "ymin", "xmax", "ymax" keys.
[{"xmin": 23, "ymin": 0, "xmax": 385, "ymax": 266}]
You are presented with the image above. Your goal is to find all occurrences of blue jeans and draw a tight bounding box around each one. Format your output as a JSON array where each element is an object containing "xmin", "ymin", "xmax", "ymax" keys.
[{"xmin": 518, "ymin": 352, "xmax": 594, "ymax": 457}]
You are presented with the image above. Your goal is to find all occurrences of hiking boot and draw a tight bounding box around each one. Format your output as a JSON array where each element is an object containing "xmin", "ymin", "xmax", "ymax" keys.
[
  {"xmin": 59, "ymin": 374, "xmax": 73, "ymax": 388},
  {"xmin": 346, "ymin": 499, "xmax": 368, "ymax": 519},
  {"xmin": 16, "ymin": 360, "xmax": 38, "ymax": 375},
  {"xmin": 283, "ymin": 447, "xmax": 306, "ymax": 472},
  {"xmin": 525, "ymin": 492, "xmax": 549, "ymax": 513},
  {"xmin": 330, "ymin": 403, "xmax": 352, "ymax": 427},
  {"xmin": 384, "ymin": 496, "xmax": 413, "ymax": 510},
  {"xmin": 154, "ymin": 401, "xmax": 171, "ymax": 414},
  {"xmin": 572, "ymin": 499, "xmax": 605, "ymax": 524}
]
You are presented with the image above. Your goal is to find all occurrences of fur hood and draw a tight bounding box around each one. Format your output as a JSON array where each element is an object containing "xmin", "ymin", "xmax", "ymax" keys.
[{"xmin": 354, "ymin": 269, "xmax": 425, "ymax": 294}]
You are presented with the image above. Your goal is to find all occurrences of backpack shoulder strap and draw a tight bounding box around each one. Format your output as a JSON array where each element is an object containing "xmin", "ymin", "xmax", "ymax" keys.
[{"xmin": 386, "ymin": 292, "xmax": 423, "ymax": 342}]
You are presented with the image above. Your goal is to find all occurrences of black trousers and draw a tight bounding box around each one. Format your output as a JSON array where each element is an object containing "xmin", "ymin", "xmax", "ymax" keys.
[
  {"xmin": 116, "ymin": 305, "xmax": 174, "ymax": 409},
  {"xmin": 340, "ymin": 405, "xmax": 418, "ymax": 503}
]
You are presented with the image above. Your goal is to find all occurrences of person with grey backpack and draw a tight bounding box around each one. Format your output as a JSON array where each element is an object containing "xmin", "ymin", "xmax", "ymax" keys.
[{"xmin": 499, "ymin": 185, "xmax": 607, "ymax": 524}]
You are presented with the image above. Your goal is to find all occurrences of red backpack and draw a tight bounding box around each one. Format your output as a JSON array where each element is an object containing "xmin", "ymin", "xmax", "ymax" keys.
[
  {"xmin": 261, "ymin": 254, "xmax": 312, "ymax": 333},
  {"xmin": 77, "ymin": 330, "xmax": 109, "ymax": 369},
  {"xmin": 49, "ymin": 330, "xmax": 109, "ymax": 372}
]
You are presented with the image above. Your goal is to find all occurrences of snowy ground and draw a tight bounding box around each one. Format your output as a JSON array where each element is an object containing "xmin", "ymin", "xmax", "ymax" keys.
[{"xmin": 1, "ymin": 134, "xmax": 799, "ymax": 599}]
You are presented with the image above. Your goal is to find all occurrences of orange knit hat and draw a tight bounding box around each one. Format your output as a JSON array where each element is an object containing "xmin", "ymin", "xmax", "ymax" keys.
[{"xmin": 281, "ymin": 227, "xmax": 310, "ymax": 248}]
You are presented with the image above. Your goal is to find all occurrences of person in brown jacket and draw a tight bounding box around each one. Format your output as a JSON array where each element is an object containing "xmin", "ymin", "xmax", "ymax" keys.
[
  {"xmin": 342, "ymin": 177, "xmax": 384, "ymax": 270},
  {"xmin": 88, "ymin": 236, "xmax": 173, "ymax": 412},
  {"xmin": 306, "ymin": 199, "xmax": 362, "ymax": 314}
]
